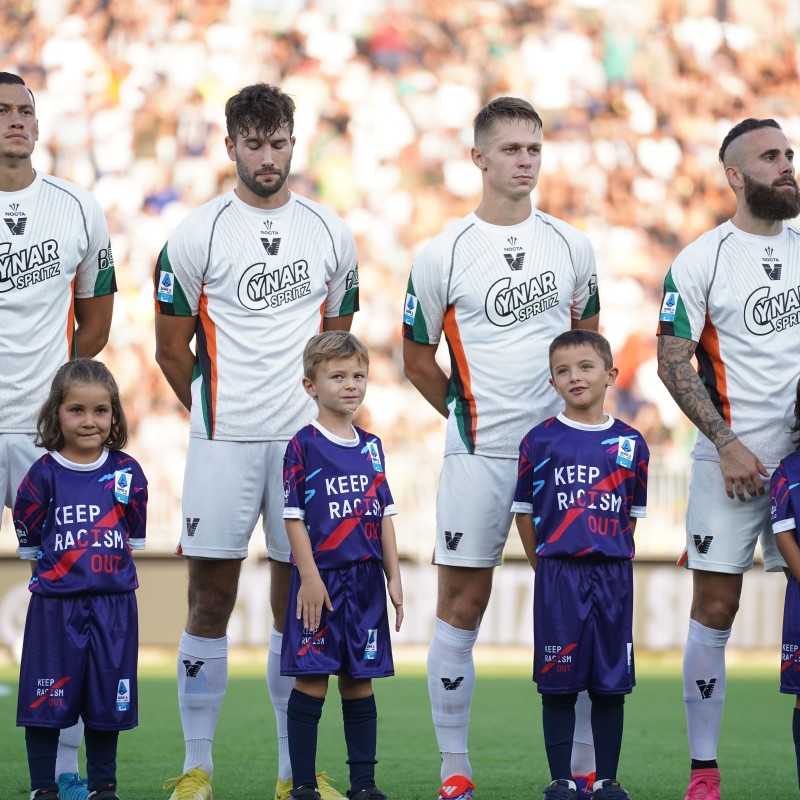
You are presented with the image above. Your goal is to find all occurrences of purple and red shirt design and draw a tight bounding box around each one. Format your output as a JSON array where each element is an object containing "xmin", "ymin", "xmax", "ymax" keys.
[
  {"xmin": 283, "ymin": 422, "xmax": 396, "ymax": 569},
  {"xmin": 771, "ymin": 452, "xmax": 800, "ymax": 538},
  {"xmin": 13, "ymin": 450, "xmax": 147, "ymax": 595},
  {"xmin": 512, "ymin": 414, "xmax": 649, "ymax": 560}
]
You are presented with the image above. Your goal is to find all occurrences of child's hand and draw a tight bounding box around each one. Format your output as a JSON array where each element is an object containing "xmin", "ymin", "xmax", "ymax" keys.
[
  {"xmin": 387, "ymin": 576, "xmax": 403, "ymax": 631},
  {"xmin": 296, "ymin": 575, "xmax": 333, "ymax": 631}
]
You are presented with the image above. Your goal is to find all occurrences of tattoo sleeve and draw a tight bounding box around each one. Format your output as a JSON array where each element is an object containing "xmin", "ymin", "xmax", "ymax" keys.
[{"xmin": 656, "ymin": 334, "xmax": 737, "ymax": 450}]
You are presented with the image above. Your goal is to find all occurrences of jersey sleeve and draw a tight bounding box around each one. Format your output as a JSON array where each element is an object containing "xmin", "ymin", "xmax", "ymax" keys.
[
  {"xmin": 511, "ymin": 432, "xmax": 535, "ymax": 514},
  {"xmin": 12, "ymin": 462, "xmax": 49, "ymax": 560},
  {"xmin": 125, "ymin": 460, "xmax": 148, "ymax": 551},
  {"xmin": 630, "ymin": 438, "xmax": 650, "ymax": 518},
  {"xmin": 656, "ymin": 247, "xmax": 712, "ymax": 341},
  {"xmin": 569, "ymin": 232, "xmax": 600, "ymax": 321},
  {"xmin": 771, "ymin": 461, "xmax": 797, "ymax": 534},
  {"xmin": 323, "ymin": 221, "xmax": 359, "ymax": 318},
  {"xmin": 153, "ymin": 221, "xmax": 204, "ymax": 317},
  {"xmin": 73, "ymin": 195, "xmax": 116, "ymax": 299},
  {"xmin": 402, "ymin": 242, "xmax": 446, "ymax": 344},
  {"xmin": 283, "ymin": 437, "xmax": 307, "ymax": 520}
]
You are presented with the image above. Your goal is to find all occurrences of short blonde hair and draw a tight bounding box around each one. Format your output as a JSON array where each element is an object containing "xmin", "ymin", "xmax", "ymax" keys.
[{"xmin": 303, "ymin": 331, "xmax": 369, "ymax": 379}]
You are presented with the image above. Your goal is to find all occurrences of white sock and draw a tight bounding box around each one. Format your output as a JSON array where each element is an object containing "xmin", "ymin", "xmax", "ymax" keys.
[
  {"xmin": 683, "ymin": 619, "xmax": 730, "ymax": 761},
  {"xmin": 427, "ymin": 617, "xmax": 478, "ymax": 782},
  {"xmin": 268, "ymin": 628, "xmax": 294, "ymax": 782},
  {"xmin": 55, "ymin": 718, "xmax": 84, "ymax": 776},
  {"xmin": 177, "ymin": 631, "xmax": 229, "ymax": 776},
  {"xmin": 571, "ymin": 690, "xmax": 595, "ymax": 776}
]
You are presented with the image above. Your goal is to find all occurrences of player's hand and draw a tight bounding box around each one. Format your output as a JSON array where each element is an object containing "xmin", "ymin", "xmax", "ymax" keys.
[
  {"xmin": 718, "ymin": 438, "xmax": 768, "ymax": 501},
  {"xmin": 387, "ymin": 577, "xmax": 404, "ymax": 631},
  {"xmin": 296, "ymin": 575, "xmax": 333, "ymax": 631}
]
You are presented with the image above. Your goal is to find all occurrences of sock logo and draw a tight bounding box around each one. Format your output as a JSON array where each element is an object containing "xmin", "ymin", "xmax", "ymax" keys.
[
  {"xmin": 441, "ymin": 786, "xmax": 464, "ymax": 798},
  {"xmin": 693, "ymin": 534, "xmax": 713, "ymax": 554},
  {"xmin": 444, "ymin": 531, "xmax": 463, "ymax": 551},
  {"xmin": 183, "ymin": 659, "xmax": 205, "ymax": 677},
  {"xmin": 696, "ymin": 677, "xmax": 716, "ymax": 699},
  {"xmin": 186, "ymin": 517, "xmax": 200, "ymax": 537},
  {"xmin": 441, "ymin": 676, "xmax": 464, "ymax": 691}
]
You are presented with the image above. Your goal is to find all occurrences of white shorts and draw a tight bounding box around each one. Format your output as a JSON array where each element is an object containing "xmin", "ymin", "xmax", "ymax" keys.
[
  {"xmin": 0, "ymin": 433, "xmax": 39, "ymax": 510},
  {"xmin": 680, "ymin": 458, "xmax": 785, "ymax": 574},
  {"xmin": 434, "ymin": 454, "xmax": 517, "ymax": 568},
  {"xmin": 179, "ymin": 438, "xmax": 290, "ymax": 561}
]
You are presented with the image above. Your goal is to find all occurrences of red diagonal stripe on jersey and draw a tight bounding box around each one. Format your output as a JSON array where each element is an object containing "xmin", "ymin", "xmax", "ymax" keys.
[
  {"xmin": 782, "ymin": 647, "xmax": 800, "ymax": 672},
  {"xmin": 297, "ymin": 624, "xmax": 330, "ymax": 656},
  {"xmin": 29, "ymin": 676, "xmax": 71, "ymax": 708},
  {"xmin": 546, "ymin": 507, "xmax": 586, "ymax": 544},
  {"xmin": 37, "ymin": 549, "xmax": 87, "ymax": 581},
  {"xmin": 317, "ymin": 472, "xmax": 387, "ymax": 552},
  {"xmin": 93, "ymin": 505, "xmax": 125, "ymax": 528},
  {"xmin": 593, "ymin": 467, "xmax": 633, "ymax": 491},
  {"xmin": 541, "ymin": 643, "xmax": 578, "ymax": 673}
]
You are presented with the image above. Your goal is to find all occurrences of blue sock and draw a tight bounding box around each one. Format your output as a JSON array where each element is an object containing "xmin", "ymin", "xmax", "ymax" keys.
[
  {"xmin": 85, "ymin": 727, "xmax": 118, "ymax": 791},
  {"xmin": 25, "ymin": 726, "xmax": 59, "ymax": 791},
  {"xmin": 589, "ymin": 692, "xmax": 624, "ymax": 781},
  {"xmin": 288, "ymin": 689, "xmax": 324, "ymax": 790},
  {"xmin": 541, "ymin": 693, "xmax": 578, "ymax": 781},
  {"xmin": 793, "ymin": 708, "xmax": 800, "ymax": 789},
  {"xmin": 342, "ymin": 695, "xmax": 378, "ymax": 793}
]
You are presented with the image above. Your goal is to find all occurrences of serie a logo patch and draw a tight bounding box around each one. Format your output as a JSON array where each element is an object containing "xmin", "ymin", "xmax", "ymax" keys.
[
  {"xmin": 403, "ymin": 293, "xmax": 417, "ymax": 325},
  {"xmin": 157, "ymin": 272, "xmax": 174, "ymax": 303},
  {"xmin": 114, "ymin": 471, "xmax": 131, "ymax": 504},
  {"xmin": 616, "ymin": 437, "xmax": 635, "ymax": 469},
  {"xmin": 660, "ymin": 291, "xmax": 679, "ymax": 322},
  {"xmin": 116, "ymin": 679, "xmax": 130, "ymax": 711},
  {"xmin": 367, "ymin": 441, "xmax": 383, "ymax": 473},
  {"xmin": 364, "ymin": 629, "xmax": 378, "ymax": 660}
]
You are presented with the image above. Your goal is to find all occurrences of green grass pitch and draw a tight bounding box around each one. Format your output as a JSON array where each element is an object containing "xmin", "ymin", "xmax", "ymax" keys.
[{"xmin": 1, "ymin": 659, "xmax": 795, "ymax": 799}]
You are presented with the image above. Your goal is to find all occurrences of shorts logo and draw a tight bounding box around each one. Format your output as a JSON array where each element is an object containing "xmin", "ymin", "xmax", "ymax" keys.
[
  {"xmin": 364, "ymin": 628, "xmax": 378, "ymax": 660},
  {"xmin": 441, "ymin": 676, "xmax": 464, "ymax": 691},
  {"xmin": 627, "ymin": 642, "xmax": 633, "ymax": 673},
  {"xmin": 444, "ymin": 531, "xmax": 463, "ymax": 551},
  {"xmin": 696, "ymin": 677, "xmax": 716, "ymax": 699},
  {"xmin": 4, "ymin": 203, "xmax": 27, "ymax": 235},
  {"xmin": 261, "ymin": 237, "xmax": 281, "ymax": 255},
  {"xmin": 114, "ymin": 471, "xmax": 131, "ymax": 504},
  {"xmin": 183, "ymin": 660, "xmax": 205, "ymax": 677},
  {"xmin": 660, "ymin": 292, "xmax": 678, "ymax": 322},
  {"xmin": 367, "ymin": 441, "xmax": 383, "ymax": 473},
  {"xmin": 31, "ymin": 676, "xmax": 70, "ymax": 708},
  {"xmin": 157, "ymin": 272, "xmax": 174, "ymax": 302},
  {"xmin": 186, "ymin": 517, "xmax": 200, "ymax": 537},
  {"xmin": 693, "ymin": 534, "xmax": 713, "ymax": 554},
  {"xmin": 404, "ymin": 293, "xmax": 417, "ymax": 325},
  {"xmin": 616, "ymin": 437, "xmax": 634, "ymax": 468},
  {"xmin": 116, "ymin": 679, "xmax": 130, "ymax": 711}
]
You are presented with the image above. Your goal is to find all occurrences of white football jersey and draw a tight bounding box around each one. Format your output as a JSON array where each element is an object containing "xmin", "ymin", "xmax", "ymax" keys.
[
  {"xmin": 658, "ymin": 219, "xmax": 800, "ymax": 467},
  {"xmin": 0, "ymin": 172, "xmax": 115, "ymax": 433},
  {"xmin": 403, "ymin": 209, "xmax": 599, "ymax": 458},
  {"xmin": 154, "ymin": 191, "xmax": 359, "ymax": 441}
]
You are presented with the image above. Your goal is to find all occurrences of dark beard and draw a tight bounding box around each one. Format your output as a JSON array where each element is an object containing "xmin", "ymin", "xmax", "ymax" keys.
[
  {"xmin": 743, "ymin": 172, "xmax": 800, "ymax": 220},
  {"xmin": 237, "ymin": 161, "xmax": 290, "ymax": 198}
]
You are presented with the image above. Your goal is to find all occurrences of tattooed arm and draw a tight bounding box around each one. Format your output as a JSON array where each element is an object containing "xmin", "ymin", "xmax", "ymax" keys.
[{"xmin": 656, "ymin": 334, "xmax": 768, "ymax": 501}]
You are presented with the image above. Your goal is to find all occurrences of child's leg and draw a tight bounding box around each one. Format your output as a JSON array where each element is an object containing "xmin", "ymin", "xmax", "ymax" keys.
[
  {"xmin": 339, "ymin": 676, "xmax": 377, "ymax": 794},
  {"xmin": 541, "ymin": 692, "xmax": 578, "ymax": 781},
  {"xmin": 794, "ymin": 696, "xmax": 800, "ymax": 790},
  {"xmin": 288, "ymin": 676, "xmax": 329, "ymax": 791},
  {"xmin": 25, "ymin": 726, "xmax": 60, "ymax": 792},
  {"xmin": 588, "ymin": 691, "xmax": 625, "ymax": 782},
  {"xmin": 55, "ymin": 718, "xmax": 84, "ymax": 776},
  {"xmin": 84, "ymin": 727, "xmax": 119, "ymax": 795}
]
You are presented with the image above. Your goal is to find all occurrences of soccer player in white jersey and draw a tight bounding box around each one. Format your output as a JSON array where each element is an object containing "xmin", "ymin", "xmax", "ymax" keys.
[
  {"xmin": 154, "ymin": 84, "xmax": 358, "ymax": 800},
  {"xmin": 657, "ymin": 118, "xmax": 800, "ymax": 800},
  {"xmin": 0, "ymin": 71, "xmax": 115, "ymax": 800},
  {"xmin": 402, "ymin": 97, "xmax": 600, "ymax": 800}
]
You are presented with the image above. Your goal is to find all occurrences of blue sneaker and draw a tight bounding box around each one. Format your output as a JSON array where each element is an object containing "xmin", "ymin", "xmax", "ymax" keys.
[
  {"xmin": 573, "ymin": 773, "xmax": 595, "ymax": 800},
  {"xmin": 57, "ymin": 773, "xmax": 89, "ymax": 800}
]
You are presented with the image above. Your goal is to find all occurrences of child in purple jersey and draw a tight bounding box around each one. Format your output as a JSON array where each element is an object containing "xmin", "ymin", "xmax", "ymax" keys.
[
  {"xmin": 512, "ymin": 331, "xmax": 649, "ymax": 800},
  {"xmin": 13, "ymin": 359, "xmax": 147, "ymax": 800},
  {"xmin": 769, "ymin": 377, "xmax": 800, "ymax": 792},
  {"xmin": 281, "ymin": 332, "xmax": 403, "ymax": 800}
]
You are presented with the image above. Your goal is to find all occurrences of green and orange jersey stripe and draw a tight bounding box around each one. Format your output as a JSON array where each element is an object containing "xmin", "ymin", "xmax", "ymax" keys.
[
  {"xmin": 696, "ymin": 312, "xmax": 731, "ymax": 427},
  {"xmin": 442, "ymin": 305, "xmax": 477, "ymax": 453},
  {"xmin": 196, "ymin": 292, "xmax": 219, "ymax": 439}
]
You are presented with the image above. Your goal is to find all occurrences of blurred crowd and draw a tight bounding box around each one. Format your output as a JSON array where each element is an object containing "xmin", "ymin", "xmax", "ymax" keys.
[{"xmin": 2, "ymin": 0, "xmax": 799, "ymax": 548}]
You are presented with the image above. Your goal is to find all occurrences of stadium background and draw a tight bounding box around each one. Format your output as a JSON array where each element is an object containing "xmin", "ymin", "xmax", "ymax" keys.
[{"xmin": 0, "ymin": 0, "xmax": 797, "ymax": 653}]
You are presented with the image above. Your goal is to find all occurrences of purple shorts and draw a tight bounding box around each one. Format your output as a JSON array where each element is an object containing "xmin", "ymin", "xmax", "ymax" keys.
[
  {"xmin": 281, "ymin": 560, "xmax": 394, "ymax": 679},
  {"xmin": 534, "ymin": 558, "xmax": 634, "ymax": 695},
  {"xmin": 781, "ymin": 575, "xmax": 800, "ymax": 693},
  {"xmin": 17, "ymin": 592, "xmax": 139, "ymax": 730}
]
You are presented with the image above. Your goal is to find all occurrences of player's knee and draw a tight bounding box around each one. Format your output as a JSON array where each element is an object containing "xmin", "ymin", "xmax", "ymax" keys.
[
  {"xmin": 692, "ymin": 596, "xmax": 739, "ymax": 629},
  {"xmin": 187, "ymin": 587, "xmax": 237, "ymax": 633},
  {"xmin": 541, "ymin": 692, "xmax": 579, "ymax": 710}
]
